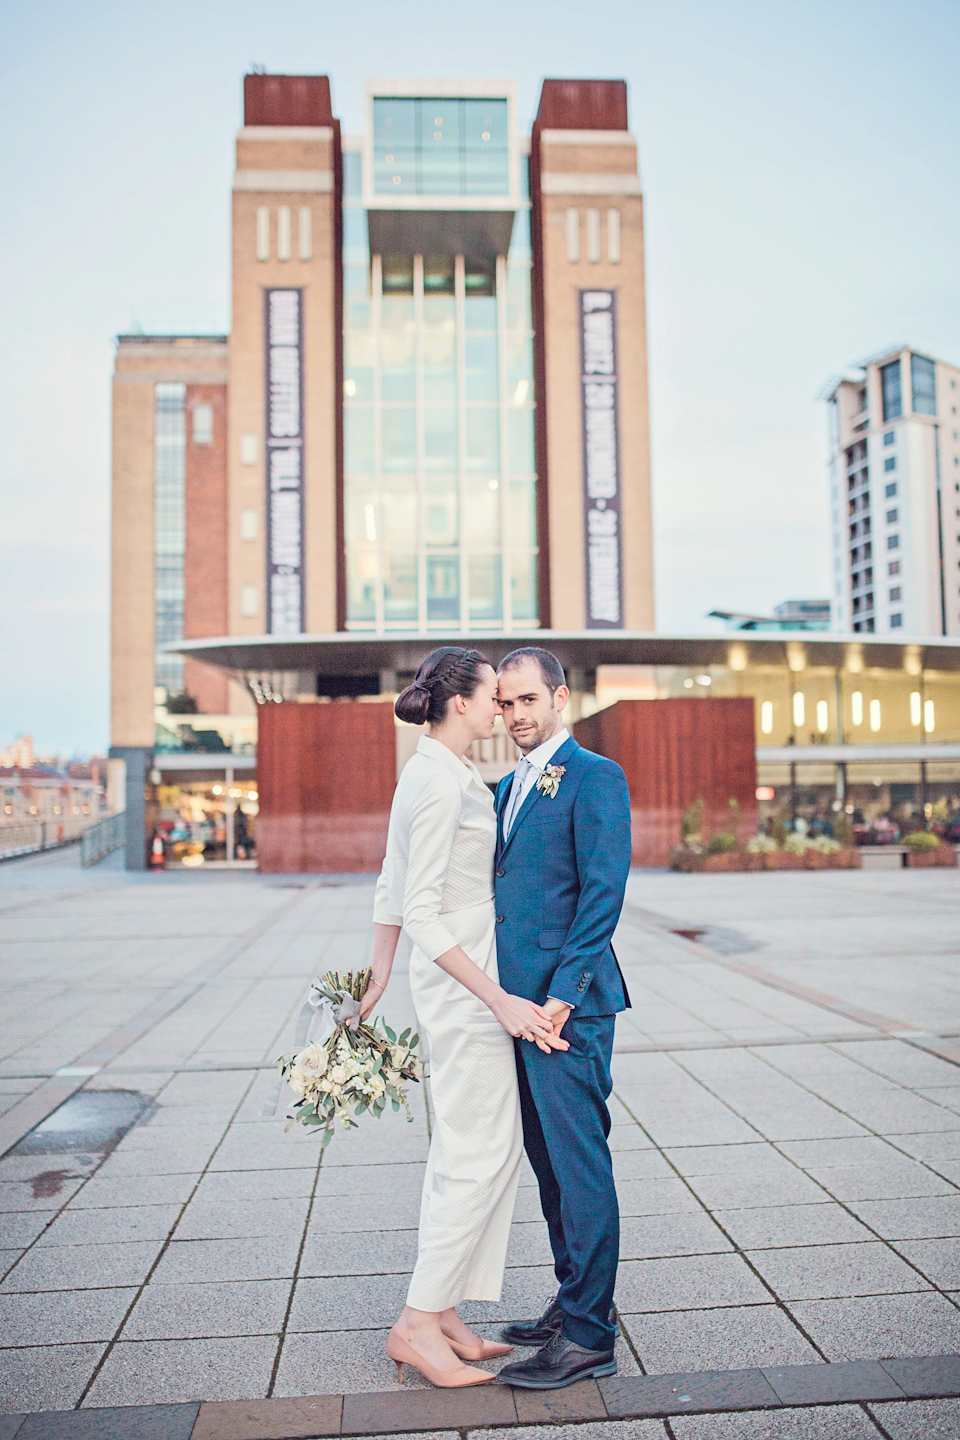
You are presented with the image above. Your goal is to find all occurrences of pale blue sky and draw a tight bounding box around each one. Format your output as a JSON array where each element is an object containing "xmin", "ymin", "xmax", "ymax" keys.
[{"xmin": 2, "ymin": 0, "xmax": 958, "ymax": 754}]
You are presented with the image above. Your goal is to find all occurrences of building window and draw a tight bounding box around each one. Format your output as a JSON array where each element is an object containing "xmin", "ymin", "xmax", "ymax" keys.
[
  {"xmin": 585, "ymin": 208, "xmax": 601, "ymax": 263},
  {"xmin": 869, "ymin": 697, "xmax": 882, "ymax": 731},
  {"xmin": 566, "ymin": 208, "xmax": 580, "ymax": 263},
  {"xmin": 888, "ymin": 559, "xmax": 900, "ymax": 575},
  {"xmin": 881, "ymin": 359, "xmax": 902, "ymax": 421},
  {"xmin": 887, "ymin": 534, "xmax": 900, "ymax": 550},
  {"xmin": 925, "ymin": 699, "xmax": 935, "ymax": 733},
  {"xmin": 792, "ymin": 692, "xmax": 805, "ymax": 727},
  {"xmin": 240, "ymin": 584, "xmax": 259, "ymax": 618},
  {"xmin": 889, "ymin": 586, "xmax": 901, "ymax": 602},
  {"xmin": 884, "ymin": 456, "xmax": 896, "ymax": 472},
  {"xmin": 191, "ymin": 404, "xmax": 213, "ymax": 445},
  {"xmin": 857, "ymin": 386, "xmax": 867, "ymax": 413},
  {"xmin": 889, "ymin": 613, "xmax": 903, "ymax": 629},
  {"xmin": 760, "ymin": 700, "xmax": 773, "ymax": 734},
  {"xmin": 911, "ymin": 353, "xmax": 936, "ymax": 416},
  {"xmin": 240, "ymin": 509, "xmax": 258, "ymax": 541},
  {"xmin": 256, "ymin": 206, "xmax": 270, "ymax": 262},
  {"xmin": 883, "ymin": 430, "xmax": 895, "ymax": 445},
  {"xmin": 816, "ymin": 700, "xmax": 829, "ymax": 733},
  {"xmin": 154, "ymin": 382, "xmax": 186, "ymax": 693},
  {"xmin": 372, "ymin": 96, "xmax": 509, "ymax": 197},
  {"xmin": 240, "ymin": 434, "xmax": 258, "ymax": 465},
  {"xmin": 885, "ymin": 482, "xmax": 897, "ymax": 498},
  {"xmin": 886, "ymin": 508, "xmax": 898, "ymax": 524},
  {"xmin": 607, "ymin": 208, "xmax": 621, "ymax": 263},
  {"xmin": 277, "ymin": 206, "xmax": 291, "ymax": 262},
  {"xmin": 299, "ymin": 207, "xmax": 312, "ymax": 261},
  {"xmin": 851, "ymin": 690, "xmax": 863, "ymax": 726}
]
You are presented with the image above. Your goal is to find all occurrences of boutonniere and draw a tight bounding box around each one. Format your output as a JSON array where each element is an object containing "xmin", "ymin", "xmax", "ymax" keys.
[{"xmin": 535, "ymin": 764, "xmax": 566, "ymax": 799}]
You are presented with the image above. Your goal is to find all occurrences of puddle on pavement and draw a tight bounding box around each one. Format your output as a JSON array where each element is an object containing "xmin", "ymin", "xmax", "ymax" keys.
[
  {"xmin": 11, "ymin": 1089, "xmax": 154, "ymax": 1158},
  {"xmin": 671, "ymin": 925, "xmax": 761, "ymax": 955}
]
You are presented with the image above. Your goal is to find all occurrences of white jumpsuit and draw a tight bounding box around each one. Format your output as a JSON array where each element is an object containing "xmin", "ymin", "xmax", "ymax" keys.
[{"xmin": 374, "ymin": 734, "xmax": 523, "ymax": 1311}]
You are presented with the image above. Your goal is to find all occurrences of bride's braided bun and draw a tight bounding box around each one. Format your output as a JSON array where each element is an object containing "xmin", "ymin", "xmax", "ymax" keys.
[{"xmin": 395, "ymin": 646, "xmax": 492, "ymax": 726}]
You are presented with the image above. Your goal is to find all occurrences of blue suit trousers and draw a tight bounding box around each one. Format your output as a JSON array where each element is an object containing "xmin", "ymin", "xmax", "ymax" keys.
[{"xmin": 514, "ymin": 1014, "xmax": 619, "ymax": 1351}]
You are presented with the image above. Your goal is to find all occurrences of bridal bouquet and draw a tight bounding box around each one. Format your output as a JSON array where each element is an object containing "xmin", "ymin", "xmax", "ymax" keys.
[{"xmin": 273, "ymin": 969, "xmax": 422, "ymax": 1147}]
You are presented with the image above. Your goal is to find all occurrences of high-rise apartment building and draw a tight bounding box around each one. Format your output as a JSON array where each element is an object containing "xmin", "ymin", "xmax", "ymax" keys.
[
  {"xmin": 824, "ymin": 346, "xmax": 960, "ymax": 637},
  {"xmin": 110, "ymin": 72, "xmax": 653, "ymax": 762}
]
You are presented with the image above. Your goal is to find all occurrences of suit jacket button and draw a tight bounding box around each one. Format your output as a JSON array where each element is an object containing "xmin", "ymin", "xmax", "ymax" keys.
[
  {"xmin": 496, "ymin": 868, "xmax": 505, "ymax": 877},
  {"xmin": 496, "ymin": 914, "xmax": 504, "ymax": 923}
]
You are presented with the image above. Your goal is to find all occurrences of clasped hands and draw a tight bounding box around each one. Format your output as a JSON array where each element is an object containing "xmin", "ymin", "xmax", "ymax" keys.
[{"xmin": 494, "ymin": 992, "xmax": 571, "ymax": 1054}]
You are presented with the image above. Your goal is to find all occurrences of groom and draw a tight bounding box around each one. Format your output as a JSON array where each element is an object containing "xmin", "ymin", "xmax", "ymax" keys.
[{"xmin": 492, "ymin": 647, "xmax": 632, "ymax": 1390}]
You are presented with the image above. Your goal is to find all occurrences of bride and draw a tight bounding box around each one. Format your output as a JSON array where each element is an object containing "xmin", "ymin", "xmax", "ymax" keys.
[{"xmin": 358, "ymin": 646, "xmax": 567, "ymax": 1389}]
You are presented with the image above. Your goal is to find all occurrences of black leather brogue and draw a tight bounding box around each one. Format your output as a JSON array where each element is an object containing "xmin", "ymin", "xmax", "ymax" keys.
[{"xmin": 497, "ymin": 1330, "xmax": 617, "ymax": 1389}]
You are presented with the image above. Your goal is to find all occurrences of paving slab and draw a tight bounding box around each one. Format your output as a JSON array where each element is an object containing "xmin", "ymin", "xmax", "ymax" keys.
[
  {"xmin": 868, "ymin": 1397, "xmax": 960, "ymax": 1438},
  {"xmin": 762, "ymin": 1358, "xmax": 904, "ymax": 1403},
  {"xmin": 670, "ymin": 1406, "xmax": 884, "ymax": 1437},
  {"xmin": 601, "ymin": 1366, "xmax": 780, "ymax": 1416},
  {"xmin": 192, "ymin": 1394, "xmax": 341, "ymax": 1440},
  {"xmin": 16, "ymin": 1405, "xmax": 199, "ymax": 1440}
]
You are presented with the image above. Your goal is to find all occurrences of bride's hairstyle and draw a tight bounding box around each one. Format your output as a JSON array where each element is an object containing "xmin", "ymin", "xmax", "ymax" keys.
[{"xmin": 395, "ymin": 646, "xmax": 492, "ymax": 727}]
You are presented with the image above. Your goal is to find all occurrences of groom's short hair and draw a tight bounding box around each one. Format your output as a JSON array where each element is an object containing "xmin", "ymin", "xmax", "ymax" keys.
[{"xmin": 497, "ymin": 646, "xmax": 566, "ymax": 695}]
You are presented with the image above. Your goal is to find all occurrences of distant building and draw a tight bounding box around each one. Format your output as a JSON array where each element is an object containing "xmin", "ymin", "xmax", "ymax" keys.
[
  {"xmin": 0, "ymin": 735, "xmax": 33, "ymax": 768},
  {"xmin": 823, "ymin": 346, "xmax": 960, "ymax": 636},
  {"xmin": 708, "ymin": 600, "xmax": 831, "ymax": 632}
]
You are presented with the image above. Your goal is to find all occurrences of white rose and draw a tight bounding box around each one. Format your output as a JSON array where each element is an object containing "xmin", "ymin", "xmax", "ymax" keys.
[
  {"xmin": 296, "ymin": 1044, "xmax": 329, "ymax": 1080},
  {"xmin": 329, "ymin": 1064, "xmax": 348, "ymax": 1086},
  {"xmin": 385, "ymin": 1069, "xmax": 402, "ymax": 1087},
  {"xmin": 288, "ymin": 1066, "xmax": 309, "ymax": 1097}
]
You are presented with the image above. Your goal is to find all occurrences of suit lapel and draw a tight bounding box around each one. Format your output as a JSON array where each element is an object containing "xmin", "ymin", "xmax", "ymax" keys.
[
  {"xmin": 499, "ymin": 736, "xmax": 580, "ymax": 857},
  {"xmin": 495, "ymin": 773, "xmax": 514, "ymax": 856}
]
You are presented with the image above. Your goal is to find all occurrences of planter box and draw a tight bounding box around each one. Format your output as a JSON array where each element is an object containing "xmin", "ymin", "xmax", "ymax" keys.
[
  {"xmin": 906, "ymin": 844, "xmax": 958, "ymax": 868},
  {"xmin": 671, "ymin": 847, "xmax": 861, "ymax": 874}
]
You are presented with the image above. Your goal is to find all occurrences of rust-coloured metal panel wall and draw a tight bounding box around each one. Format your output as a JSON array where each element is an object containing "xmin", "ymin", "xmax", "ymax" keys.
[
  {"xmin": 243, "ymin": 74, "xmax": 334, "ymax": 127},
  {"xmin": 574, "ymin": 698, "xmax": 757, "ymax": 866},
  {"xmin": 183, "ymin": 383, "xmax": 228, "ymax": 713},
  {"xmin": 256, "ymin": 701, "xmax": 396, "ymax": 872}
]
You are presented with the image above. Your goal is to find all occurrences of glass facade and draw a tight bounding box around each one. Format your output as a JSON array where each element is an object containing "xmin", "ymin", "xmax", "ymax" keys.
[
  {"xmin": 343, "ymin": 136, "xmax": 538, "ymax": 632},
  {"xmin": 154, "ymin": 382, "xmax": 186, "ymax": 691},
  {"xmin": 372, "ymin": 97, "xmax": 509, "ymax": 197}
]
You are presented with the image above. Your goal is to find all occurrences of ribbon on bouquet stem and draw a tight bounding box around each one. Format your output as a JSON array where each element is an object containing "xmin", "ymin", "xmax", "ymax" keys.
[{"xmin": 258, "ymin": 984, "xmax": 365, "ymax": 1119}]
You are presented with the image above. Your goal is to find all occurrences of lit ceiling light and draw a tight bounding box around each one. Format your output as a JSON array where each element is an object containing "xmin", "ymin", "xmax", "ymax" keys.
[
  {"xmin": 695, "ymin": 674, "xmax": 712, "ymax": 686},
  {"xmin": 513, "ymin": 379, "xmax": 529, "ymax": 405},
  {"xmin": 683, "ymin": 678, "xmax": 694, "ymax": 689},
  {"xmin": 343, "ymin": 378, "xmax": 357, "ymax": 397},
  {"xmin": 488, "ymin": 479, "xmax": 499, "ymax": 490},
  {"xmin": 434, "ymin": 116, "xmax": 443, "ymax": 125},
  {"xmin": 393, "ymin": 176, "xmax": 401, "ymax": 185},
  {"xmin": 385, "ymin": 153, "xmax": 393, "ymax": 162},
  {"xmin": 482, "ymin": 131, "xmax": 490, "ymax": 140}
]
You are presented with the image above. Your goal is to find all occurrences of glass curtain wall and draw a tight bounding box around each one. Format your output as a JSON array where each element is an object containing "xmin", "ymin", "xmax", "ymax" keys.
[
  {"xmin": 342, "ymin": 151, "xmax": 538, "ymax": 632},
  {"xmin": 154, "ymin": 382, "xmax": 186, "ymax": 691}
]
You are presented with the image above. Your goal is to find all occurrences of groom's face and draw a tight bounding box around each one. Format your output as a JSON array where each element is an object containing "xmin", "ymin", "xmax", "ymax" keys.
[{"xmin": 497, "ymin": 659, "xmax": 569, "ymax": 753}]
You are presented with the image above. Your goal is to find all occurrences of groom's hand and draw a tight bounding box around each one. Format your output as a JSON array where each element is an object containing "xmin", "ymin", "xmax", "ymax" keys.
[{"xmin": 542, "ymin": 998, "xmax": 572, "ymax": 1038}]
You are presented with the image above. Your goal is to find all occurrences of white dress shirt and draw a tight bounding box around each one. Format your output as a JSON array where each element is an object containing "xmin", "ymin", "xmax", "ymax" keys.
[{"xmin": 503, "ymin": 727, "xmax": 570, "ymax": 838}]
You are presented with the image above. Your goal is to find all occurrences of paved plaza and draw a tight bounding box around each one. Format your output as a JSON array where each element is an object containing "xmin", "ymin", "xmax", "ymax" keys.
[{"xmin": 1, "ymin": 846, "xmax": 960, "ymax": 1436}]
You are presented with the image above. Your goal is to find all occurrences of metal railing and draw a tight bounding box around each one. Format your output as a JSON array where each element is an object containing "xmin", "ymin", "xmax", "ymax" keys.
[
  {"xmin": 80, "ymin": 812, "xmax": 127, "ymax": 867},
  {"xmin": 0, "ymin": 813, "xmax": 95, "ymax": 861}
]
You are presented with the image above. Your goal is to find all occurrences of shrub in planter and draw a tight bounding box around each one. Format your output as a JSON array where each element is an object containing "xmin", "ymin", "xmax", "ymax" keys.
[
  {"xmin": 902, "ymin": 830, "xmax": 939, "ymax": 852},
  {"xmin": 904, "ymin": 837, "xmax": 958, "ymax": 868},
  {"xmin": 706, "ymin": 831, "xmax": 738, "ymax": 854}
]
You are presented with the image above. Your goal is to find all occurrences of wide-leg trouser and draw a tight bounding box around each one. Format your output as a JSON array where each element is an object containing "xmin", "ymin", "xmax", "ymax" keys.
[
  {"xmin": 515, "ymin": 1014, "xmax": 618, "ymax": 1351},
  {"xmin": 405, "ymin": 901, "xmax": 524, "ymax": 1312}
]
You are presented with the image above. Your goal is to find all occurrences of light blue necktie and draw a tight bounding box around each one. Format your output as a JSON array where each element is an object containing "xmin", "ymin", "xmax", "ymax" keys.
[{"xmin": 504, "ymin": 757, "xmax": 532, "ymax": 838}]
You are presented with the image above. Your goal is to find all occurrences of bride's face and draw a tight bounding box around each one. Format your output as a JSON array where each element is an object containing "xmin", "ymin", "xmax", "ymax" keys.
[{"xmin": 460, "ymin": 665, "xmax": 501, "ymax": 741}]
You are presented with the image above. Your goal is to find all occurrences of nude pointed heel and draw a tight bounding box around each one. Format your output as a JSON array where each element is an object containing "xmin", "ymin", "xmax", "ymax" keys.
[
  {"xmin": 386, "ymin": 1331, "xmax": 495, "ymax": 1388},
  {"xmin": 446, "ymin": 1337, "xmax": 513, "ymax": 1361}
]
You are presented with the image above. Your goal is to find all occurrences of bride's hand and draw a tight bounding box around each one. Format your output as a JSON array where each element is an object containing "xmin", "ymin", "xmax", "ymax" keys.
[
  {"xmin": 491, "ymin": 992, "xmax": 569, "ymax": 1053},
  {"xmin": 358, "ymin": 976, "xmax": 386, "ymax": 1021}
]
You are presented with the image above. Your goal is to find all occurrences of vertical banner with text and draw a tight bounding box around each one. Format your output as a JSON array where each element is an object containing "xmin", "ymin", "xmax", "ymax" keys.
[
  {"xmin": 580, "ymin": 289, "xmax": 623, "ymax": 628},
  {"xmin": 265, "ymin": 288, "xmax": 305, "ymax": 634}
]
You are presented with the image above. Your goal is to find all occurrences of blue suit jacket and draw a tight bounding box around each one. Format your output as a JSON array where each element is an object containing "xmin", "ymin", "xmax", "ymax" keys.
[{"xmin": 493, "ymin": 735, "xmax": 632, "ymax": 1016}]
